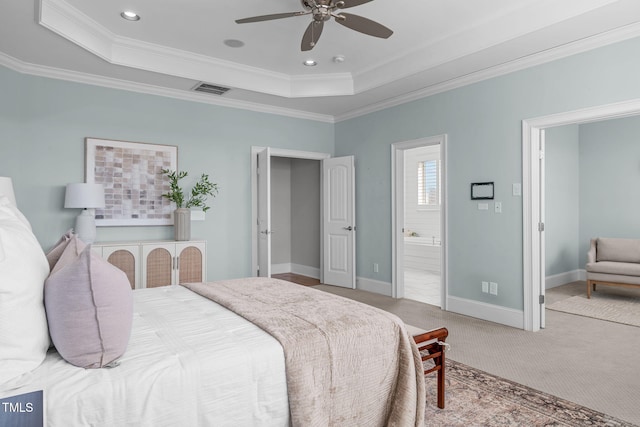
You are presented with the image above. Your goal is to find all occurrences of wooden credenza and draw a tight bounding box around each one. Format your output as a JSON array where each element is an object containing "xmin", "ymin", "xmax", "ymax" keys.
[{"xmin": 92, "ymin": 240, "xmax": 206, "ymax": 289}]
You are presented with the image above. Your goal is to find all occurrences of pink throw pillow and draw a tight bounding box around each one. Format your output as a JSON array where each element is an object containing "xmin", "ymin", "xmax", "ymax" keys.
[{"xmin": 44, "ymin": 244, "xmax": 133, "ymax": 368}]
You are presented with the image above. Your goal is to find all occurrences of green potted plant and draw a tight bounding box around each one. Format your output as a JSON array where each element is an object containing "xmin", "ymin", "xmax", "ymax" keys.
[{"xmin": 162, "ymin": 169, "xmax": 219, "ymax": 241}]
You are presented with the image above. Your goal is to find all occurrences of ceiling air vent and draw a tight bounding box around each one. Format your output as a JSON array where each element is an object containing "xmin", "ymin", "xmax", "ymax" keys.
[{"xmin": 192, "ymin": 82, "xmax": 231, "ymax": 95}]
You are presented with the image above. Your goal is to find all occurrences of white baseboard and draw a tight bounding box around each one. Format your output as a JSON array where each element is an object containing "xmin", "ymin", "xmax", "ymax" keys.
[
  {"xmin": 356, "ymin": 277, "xmax": 392, "ymax": 296},
  {"xmin": 291, "ymin": 264, "xmax": 320, "ymax": 280},
  {"xmin": 447, "ymin": 296, "xmax": 524, "ymax": 329},
  {"xmin": 350, "ymin": 278, "xmax": 524, "ymax": 329},
  {"xmin": 271, "ymin": 263, "xmax": 320, "ymax": 279},
  {"xmin": 545, "ymin": 269, "xmax": 586, "ymax": 289},
  {"xmin": 271, "ymin": 263, "xmax": 292, "ymax": 275}
]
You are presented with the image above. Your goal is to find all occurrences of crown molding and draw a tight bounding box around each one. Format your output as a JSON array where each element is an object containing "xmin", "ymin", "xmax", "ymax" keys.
[
  {"xmin": 39, "ymin": 0, "xmax": 354, "ymax": 98},
  {"xmin": 335, "ymin": 21, "xmax": 640, "ymax": 122},
  {"xmin": 3, "ymin": 17, "xmax": 640, "ymax": 125},
  {"xmin": 0, "ymin": 52, "xmax": 335, "ymax": 123}
]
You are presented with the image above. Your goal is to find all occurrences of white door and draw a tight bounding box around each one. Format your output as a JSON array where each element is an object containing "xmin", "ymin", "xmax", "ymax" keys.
[
  {"xmin": 257, "ymin": 147, "xmax": 271, "ymax": 277},
  {"xmin": 322, "ymin": 156, "xmax": 355, "ymax": 288},
  {"xmin": 539, "ymin": 130, "xmax": 546, "ymax": 328}
]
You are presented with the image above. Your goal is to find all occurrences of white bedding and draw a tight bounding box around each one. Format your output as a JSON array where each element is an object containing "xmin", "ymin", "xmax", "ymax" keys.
[{"xmin": 0, "ymin": 285, "xmax": 290, "ymax": 426}]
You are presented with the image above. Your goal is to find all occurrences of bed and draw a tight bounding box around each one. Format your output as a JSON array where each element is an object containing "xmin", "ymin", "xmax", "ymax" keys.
[
  {"xmin": 2, "ymin": 279, "xmax": 431, "ymax": 426},
  {"xmin": 0, "ymin": 195, "xmax": 441, "ymax": 426},
  {"xmin": 2, "ymin": 284, "xmax": 290, "ymax": 426}
]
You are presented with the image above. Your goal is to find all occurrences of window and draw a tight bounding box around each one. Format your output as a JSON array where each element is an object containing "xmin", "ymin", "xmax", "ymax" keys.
[{"xmin": 418, "ymin": 159, "xmax": 440, "ymax": 206}]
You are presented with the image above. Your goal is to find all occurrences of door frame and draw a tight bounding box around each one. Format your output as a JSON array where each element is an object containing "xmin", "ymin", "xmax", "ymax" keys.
[
  {"xmin": 391, "ymin": 134, "xmax": 448, "ymax": 308},
  {"xmin": 251, "ymin": 146, "xmax": 331, "ymax": 278},
  {"xmin": 522, "ymin": 99, "xmax": 640, "ymax": 331}
]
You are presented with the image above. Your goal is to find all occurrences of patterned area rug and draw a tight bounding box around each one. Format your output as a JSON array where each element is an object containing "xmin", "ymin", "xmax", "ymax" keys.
[
  {"xmin": 423, "ymin": 360, "xmax": 636, "ymax": 426},
  {"xmin": 547, "ymin": 291, "xmax": 640, "ymax": 327}
]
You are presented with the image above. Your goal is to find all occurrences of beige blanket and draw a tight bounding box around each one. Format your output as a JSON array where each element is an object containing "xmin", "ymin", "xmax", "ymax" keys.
[{"xmin": 183, "ymin": 278, "xmax": 425, "ymax": 427}]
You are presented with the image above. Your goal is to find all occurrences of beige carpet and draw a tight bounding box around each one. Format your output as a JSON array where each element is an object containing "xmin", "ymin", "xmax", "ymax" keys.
[
  {"xmin": 314, "ymin": 282, "xmax": 640, "ymax": 425},
  {"xmin": 547, "ymin": 289, "xmax": 640, "ymax": 327}
]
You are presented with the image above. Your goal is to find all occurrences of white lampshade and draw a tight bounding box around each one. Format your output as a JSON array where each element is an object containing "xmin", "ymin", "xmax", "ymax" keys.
[
  {"xmin": 0, "ymin": 176, "xmax": 17, "ymax": 206},
  {"xmin": 64, "ymin": 183, "xmax": 105, "ymax": 244},
  {"xmin": 64, "ymin": 183, "xmax": 105, "ymax": 209}
]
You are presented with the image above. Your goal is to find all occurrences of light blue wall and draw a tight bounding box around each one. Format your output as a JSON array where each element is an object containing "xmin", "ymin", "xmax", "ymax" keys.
[
  {"xmin": 335, "ymin": 36, "xmax": 640, "ymax": 311},
  {"xmin": 4, "ymin": 35, "xmax": 640, "ymax": 311},
  {"xmin": 578, "ymin": 115, "xmax": 640, "ymax": 262},
  {"xmin": 545, "ymin": 125, "xmax": 580, "ymax": 277},
  {"xmin": 0, "ymin": 66, "xmax": 334, "ymax": 280}
]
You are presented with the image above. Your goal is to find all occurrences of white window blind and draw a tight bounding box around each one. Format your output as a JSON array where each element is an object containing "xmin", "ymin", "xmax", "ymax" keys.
[{"xmin": 418, "ymin": 159, "xmax": 440, "ymax": 206}]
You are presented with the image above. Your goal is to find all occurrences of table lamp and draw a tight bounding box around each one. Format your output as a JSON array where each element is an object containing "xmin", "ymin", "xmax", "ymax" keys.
[
  {"xmin": 0, "ymin": 176, "xmax": 17, "ymax": 206},
  {"xmin": 64, "ymin": 183, "xmax": 105, "ymax": 244}
]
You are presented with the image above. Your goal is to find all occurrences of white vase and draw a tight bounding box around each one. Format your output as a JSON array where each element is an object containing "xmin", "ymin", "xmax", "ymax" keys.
[{"xmin": 174, "ymin": 208, "xmax": 191, "ymax": 241}]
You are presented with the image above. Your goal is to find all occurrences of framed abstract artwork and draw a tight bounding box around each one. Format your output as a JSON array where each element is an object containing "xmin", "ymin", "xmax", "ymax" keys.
[{"xmin": 85, "ymin": 137, "xmax": 178, "ymax": 226}]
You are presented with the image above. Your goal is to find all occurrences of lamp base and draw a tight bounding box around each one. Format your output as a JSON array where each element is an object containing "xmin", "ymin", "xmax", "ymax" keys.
[{"xmin": 75, "ymin": 209, "xmax": 96, "ymax": 244}]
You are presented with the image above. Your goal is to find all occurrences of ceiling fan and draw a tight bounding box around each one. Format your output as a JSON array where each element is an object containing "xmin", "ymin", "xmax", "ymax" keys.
[{"xmin": 235, "ymin": 0, "xmax": 393, "ymax": 51}]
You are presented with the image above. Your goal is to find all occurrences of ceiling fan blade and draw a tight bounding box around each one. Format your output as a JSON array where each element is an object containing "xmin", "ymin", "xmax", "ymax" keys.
[
  {"xmin": 236, "ymin": 11, "xmax": 308, "ymax": 24},
  {"xmin": 336, "ymin": 0, "xmax": 374, "ymax": 9},
  {"xmin": 301, "ymin": 21, "xmax": 324, "ymax": 51},
  {"xmin": 335, "ymin": 12, "xmax": 393, "ymax": 38}
]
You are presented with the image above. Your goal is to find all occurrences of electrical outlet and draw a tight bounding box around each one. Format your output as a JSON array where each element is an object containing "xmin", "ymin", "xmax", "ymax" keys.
[
  {"xmin": 481, "ymin": 281, "xmax": 489, "ymax": 293},
  {"xmin": 490, "ymin": 282, "xmax": 498, "ymax": 295},
  {"xmin": 373, "ymin": 263, "xmax": 379, "ymax": 273}
]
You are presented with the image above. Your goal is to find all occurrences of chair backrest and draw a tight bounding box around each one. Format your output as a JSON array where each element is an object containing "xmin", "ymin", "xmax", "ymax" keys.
[{"xmin": 596, "ymin": 237, "xmax": 640, "ymax": 263}]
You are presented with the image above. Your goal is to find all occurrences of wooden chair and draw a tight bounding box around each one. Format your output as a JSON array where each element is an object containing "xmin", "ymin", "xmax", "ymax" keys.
[{"xmin": 406, "ymin": 325, "xmax": 450, "ymax": 409}]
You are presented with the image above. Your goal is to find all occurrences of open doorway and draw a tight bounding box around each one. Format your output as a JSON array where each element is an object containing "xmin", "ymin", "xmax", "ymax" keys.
[
  {"xmin": 392, "ymin": 135, "xmax": 448, "ymax": 308},
  {"xmin": 402, "ymin": 145, "xmax": 442, "ymax": 305},
  {"xmin": 250, "ymin": 147, "xmax": 356, "ymax": 289},
  {"xmin": 522, "ymin": 99, "xmax": 640, "ymax": 331},
  {"xmin": 270, "ymin": 156, "xmax": 321, "ymax": 281}
]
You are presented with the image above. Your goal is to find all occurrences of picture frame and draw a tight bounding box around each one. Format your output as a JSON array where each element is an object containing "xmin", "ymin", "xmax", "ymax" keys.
[
  {"xmin": 471, "ymin": 182, "xmax": 494, "ymax": 200},
  {"xmin": 85, "ymin": 137, "xmax": 178, "ymax": 226}
]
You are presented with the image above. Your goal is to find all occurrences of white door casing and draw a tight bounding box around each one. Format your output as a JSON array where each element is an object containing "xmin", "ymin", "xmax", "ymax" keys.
[
  {"xmin": 393, "ymin": 148, "xmax": 406, "ymax": 298},
  {"xmin": 322, "ymin": 156, "xmax": 356, "ymax": 288},
  {"xmin": 251, "ymin": 147, "xmax": 331, "ymax": 279},
  {"xmin": 522, "ymin": 99, "xmax": 640, "ymax": 332},
  {"xmin": 539, "ymin": 130, "xmax": 546, "ymax": 329},
  {"xmin": 257, "ymin": 147, "xmax": 271, "ymax": 277},
  {"xmin": 391, "ymin": 135, "xmax": 448, "ymax": 308}
]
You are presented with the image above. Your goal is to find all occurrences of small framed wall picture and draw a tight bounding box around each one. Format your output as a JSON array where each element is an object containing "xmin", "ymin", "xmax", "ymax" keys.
[{"xmin": 471, "ymin": 182, "xmax": 494, "ymax": 200}]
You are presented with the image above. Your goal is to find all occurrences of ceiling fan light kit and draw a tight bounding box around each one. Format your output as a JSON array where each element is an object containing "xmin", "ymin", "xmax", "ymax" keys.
[{"xmin": 235, "ymin": 0, "xmax": 392, "ymax": 51}]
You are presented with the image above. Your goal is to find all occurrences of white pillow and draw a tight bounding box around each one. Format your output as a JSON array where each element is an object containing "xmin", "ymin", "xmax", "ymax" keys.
[{"xmin": 0, "ymin": 198, "xmax": 50, "ymax": 384}]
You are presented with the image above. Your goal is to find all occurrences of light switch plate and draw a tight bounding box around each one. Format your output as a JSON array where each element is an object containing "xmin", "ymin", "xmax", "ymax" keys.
[
  {"xmin": 494, "ymin": 202, "xmax": 502, "ymax": 213},
  {"xmin": 512, "ymin": 183, "xmax": 522, "ymax": 196}
]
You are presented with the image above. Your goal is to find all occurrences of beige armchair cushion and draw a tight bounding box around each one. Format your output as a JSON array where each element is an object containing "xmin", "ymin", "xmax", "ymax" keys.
[
  {"xmin": 586, "ymin": 261, "xmax": 640, "ymax": 276},
  {"xmin": 596, "ymin": 238, "xmax": 640, "ymax": 263}
]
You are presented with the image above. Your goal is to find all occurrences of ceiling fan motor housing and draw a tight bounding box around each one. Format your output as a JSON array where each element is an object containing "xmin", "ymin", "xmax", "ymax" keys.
[{"xmin": 302, "ymin": 0, "xmax": 334, "ymax": 21}]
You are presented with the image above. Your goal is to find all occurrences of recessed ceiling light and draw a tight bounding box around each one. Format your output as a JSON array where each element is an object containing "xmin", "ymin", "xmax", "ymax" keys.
[
  {"xmin": 120, "ymin": 11, "xmax": 140, "ymax": 21},
  {"xmin": 333, "ymin": 55, "xmax": 345, "ymax": 63},
  {"xmin": 303, "ymin": 59, "xmax": 317, "ymax": 67},
  {"xmin": 223, "ymin": 39, "xmax": 245, "ymax": 48}
]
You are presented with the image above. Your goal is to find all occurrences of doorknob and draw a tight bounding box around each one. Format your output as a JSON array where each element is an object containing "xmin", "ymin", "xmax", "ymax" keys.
[
  {"xmin": 260, "ymin": 230, "xmax": 274, "ymax": 235},
  {"xmin": 343, "ymin": 226, "xmax": 353, "ymax": 231}
]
